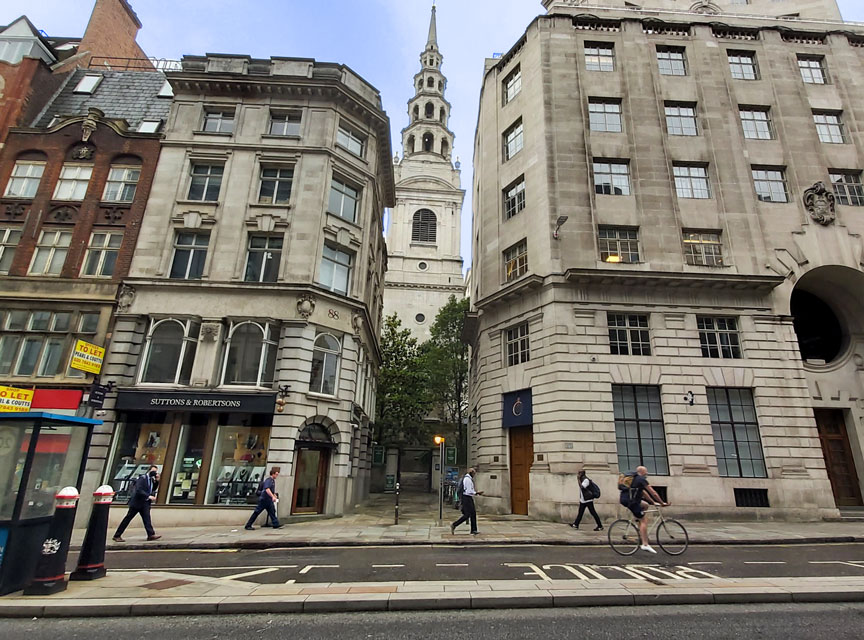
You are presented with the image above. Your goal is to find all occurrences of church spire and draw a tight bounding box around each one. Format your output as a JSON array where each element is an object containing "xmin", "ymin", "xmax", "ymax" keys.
[{"xmin": 426, "ymin": 4, "xmax": 438, "ymax": 51}]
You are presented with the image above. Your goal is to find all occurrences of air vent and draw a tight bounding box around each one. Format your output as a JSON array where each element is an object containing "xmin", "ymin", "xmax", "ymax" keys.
[
  {"xmin": 712, "ymin": 27, "xmax": 759, "ymax": 41},
  {"xmin": 849, "ymin": 36, "xmax": 864, "ymax": 48},
  {"xmin": 781, "ymin": 32, "xmax": 825, "ymax": 45},
  {"xmin": 643, "ymin": 23, "xmax": 690, "ymax": 37},
  {"xmin": 734, "ymin": 488, "xmax": 770, "ymax": 508},
  {"xmin": 574, "ymin": 18, "xmax": 621, "ymax": 32}
]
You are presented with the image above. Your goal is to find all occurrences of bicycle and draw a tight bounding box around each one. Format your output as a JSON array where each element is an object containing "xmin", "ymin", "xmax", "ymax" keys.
[{"xmin": 607, "ymin": 506, "xmax": 689, "ymax": 556}]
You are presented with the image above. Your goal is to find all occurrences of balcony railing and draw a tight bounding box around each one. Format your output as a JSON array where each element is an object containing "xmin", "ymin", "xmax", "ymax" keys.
[{"xmin": 88, "ymin": 56, "xmax": 182, "ymax": 72}]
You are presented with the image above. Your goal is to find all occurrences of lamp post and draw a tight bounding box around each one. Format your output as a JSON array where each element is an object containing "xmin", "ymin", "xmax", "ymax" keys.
[{"xmin": 434, "ymin": 435, "xmax": 445, "ymax": 522}]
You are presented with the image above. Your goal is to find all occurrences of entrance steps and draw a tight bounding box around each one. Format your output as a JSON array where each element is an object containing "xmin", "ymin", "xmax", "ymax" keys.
[{"xmin": 839, "ymin": 507, "xmax": 864, "ymax": 521}]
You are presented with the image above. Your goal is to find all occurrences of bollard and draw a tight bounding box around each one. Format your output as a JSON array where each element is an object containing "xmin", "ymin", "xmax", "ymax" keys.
[
  {"xmin": 394, "ymin": 482, "xmax": 400, "ymax": 525},
  {"xmin": 23, "ymin": 487, "xmax": 79, "ymax": 596},
  {"xmin": 70, "ymin": 485, "xmax": 115, "ymax": 581}
]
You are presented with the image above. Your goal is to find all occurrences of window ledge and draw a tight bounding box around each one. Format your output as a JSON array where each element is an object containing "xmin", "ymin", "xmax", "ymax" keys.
[
  {"xmin": 325, "ymin": 211, "xmax": 362, "ymax": 230},
  {"xmin": 262, "ymin": 134, "xmax": 301, "ymax": 141},
  {"xmin": 248, "ymin": 202, "xmax": 292, "ymax": 210},
  {"xmin": 306, "ymin": 391, "xmax": 340, "ymax": 404},
  {"xmin": 217, "ymin": 385, "xmax": 275, "ymax": 392},
  {"xmin": 335, "ymin": 144, "xmax": 367, "ymax": 162},
  {"xmin": 175, "ymin": 199, "xmax": 220, "ymax": 206},
  {"xmin": 193, "ymin": 130, "xmax": 234, "ymax": 137}
]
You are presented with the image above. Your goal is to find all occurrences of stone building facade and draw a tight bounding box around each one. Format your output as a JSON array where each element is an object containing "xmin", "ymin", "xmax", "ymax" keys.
[
  {"xmin": 466, "ymin": 0, "xmax": 864, "ymax": 521},
  {"xmin": 94, "ymin": 54, "xmax": 393, "ymax": 525},
  {"xmin": 384, "ymin": 6, "xmax": 465, "ymax": 342}
]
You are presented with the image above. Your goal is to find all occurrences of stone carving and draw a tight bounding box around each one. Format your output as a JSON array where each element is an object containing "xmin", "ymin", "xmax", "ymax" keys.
[
  {"xmin": 690, "ymin": 1, "xmax": 720, "ymax": 14},
  {"xmin": 352, "ymin": 312, "xmax": 364, "ymax": 335},
  {"xmin": 103, "ymin": 206, "xmax": 128, "ymax": 224},
  {"xmin": 200, "ymin": 322, "xmax": 221, "ymax": 342},
  {"xmin": 3, "ymin": 202, "xmax": 26, "ymax": 219},
  {"xmin": 803, "ymin": 181, "xmax": 836, "ymax": 226},
  {"xmin": 117, "ymin": 284, "xmax": 135, "ymax": 313},
  {"xmin": 71, "ymin": 144, "xmax": 95, "ymax": 160},
  {"xmin": 297, "ymin": 293, "xmax": 316, "ymax": 319},
  {"xmin": 80, "ymin": 108, "xmax": 102, "ymax": 142},
  {"xmin": 50, "ymin": 205, "xmax": 77, "ymax": 222}
]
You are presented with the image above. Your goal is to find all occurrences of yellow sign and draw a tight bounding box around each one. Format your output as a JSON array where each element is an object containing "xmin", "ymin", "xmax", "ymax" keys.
[
  {"xmin": 71, "ymin": 339, "xmax": 105, "ymax": 375},
  {"xmin": 0, "ymin": 385, "xmax": 34, "ymax": 413}
]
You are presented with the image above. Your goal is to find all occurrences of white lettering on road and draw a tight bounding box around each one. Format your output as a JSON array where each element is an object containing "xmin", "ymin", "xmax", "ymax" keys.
[
  {"xmin": 503, "ymin": 563, "xmax": 553, "ymax": 581},
  {"xmin": 299, "ymin": 564, "xmax": 340, "ymax": 574},
  {"xmin": 542, "ymin": 565, "xmax": 593, "ymax": 580}
]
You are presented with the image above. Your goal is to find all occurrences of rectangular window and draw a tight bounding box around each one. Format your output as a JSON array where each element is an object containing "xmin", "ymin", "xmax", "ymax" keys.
[
  {"xmin": 187, "ymin": 164, "xmax": 223, "ymax": 201},
  {"xmin": 585, "ymin": 42, "xmax": 615, "ymax": 72},
  {"xmin": 328, "ymin": 177, "xmax": 360, "ymax": 223},
  {"xmin": 202, "ymin": 109, "xmax": 235, "ymax": 133},
  {"xmin": 320, "ymin": 244, "xmax": 352, "ymax": 295},
  {"xmin": 73, "ymin": 74, "xmax": 102, "ymax": 94},
  {"xmin": 29, "ymin": 230, "xmax": 71, "ymax": 275},
  {"xmin": 588, "ymin": 98, "xmax": 622, "ymax": 133},
  {"xmin": 698, "ymin": 316, "xmax": 742, "ymax": 359},
  {"xmin": 503, "ymin": 119, "xmax": 524, "ymax": 161},
  {"xmin": 503, "ymin": 239, "xmax": 528, "ymax": 281},
  {"xmin": 157, "ymin": 80, "xmax": 173, "ymax": 98},
  {"xmin": 683, "ymin": 231, "xmax": 724, "ymax": 266},
  {"xmin": 752, "ymin": 166, "xmax": 788, "ymax": 203},
  {"xmin": 258, "ymin": 166, "xmax": 293, "ymax": 205},
  {"xmin": 0, "ymin": 227, "xmax": 22, "ymax": 274},
  {"xmin": 503, "ymin": 65, "xmax": 522, "ymax": 104},
  {"xmin": 244, "ymin": 235, "xmax": 283, "ymax": 283},
  {"xmin": 138, "ymin": 119, "xmax": 162, "ymax": 133},
  {"xmin": 813, "ymin": 111, "xmax": 846, "ymax": 144},
  {"xmin": 269, "ymin": 112, "xmax": 301, "ymax": 136},
  {"xmin": 593, "ymin": 160, "xmax": 630, "ymax": 196},
  {"xmin": 607, "ymin": 313, "xmax": 651, "ymax": 356},
  {"xmin": 4, "ymin": 161, "xmax": 45, "ymax": 198},
  {"xmin": 831, "ymin": 171, "xmax": 864, "ymax": 206},
  {"xmin": 740, "ymin": 107, "xmax": 773, "ymax": 140},
  {"xmin": 708, "ymin": 388, "xmax": 766, "ymax": 478},
  {"xmin": 505, "ymin": 323, "xmax": 530, "ymax": 367},
  {"xmin": 336, "ymin": 125, "xmax": 366, "ymax": 157},
  {"xmin": 665, "ymin": 103, "xmax": 698, "ymax": 136},
  {"xmin": 81, "ymin": 232, "xmax": 123, "ymax": 277},
  {"xmin": 613, "ymin": 384, "xmax": 669, "ymax": 475},
  {"xmin": 52, "ymin": 164, "xmax": 92, "ymax": 200},
  {"xmin": 102, "ymin": 166, "xmax": 140, "ymax": 202},
  {"xmin": 599, "ymin": 226, "xmax": 639, "ymax": 263},
  {"xmin": 728, "ymin": 51, "xmax": 759, "ymax": 80},
  {"xmin": 503, "ymin": 176, "xmax": 526, "ymax": 220},
  {"xmin": 169, "ymin": 232, "xmax": 210, "ymax": 280},
  {"xmin": 656, "ymin": 46, "xmax": 687, "ymax": 76},
  {"xmin": 0, "ymin": 310, "xmax": 80, "ymax": 378},
  {"xmin": 673, "ymin": 164, "xmax": 711, "ymax": 199},
  {"xmin": 798, "ymin": 55, "xmax": 827, "ymax": 84}
]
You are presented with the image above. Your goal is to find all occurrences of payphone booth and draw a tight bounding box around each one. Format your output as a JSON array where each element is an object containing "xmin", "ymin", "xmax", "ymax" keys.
[{"xmin": 0, "ymin": 412, "xmax": 98, "ymax": 595}]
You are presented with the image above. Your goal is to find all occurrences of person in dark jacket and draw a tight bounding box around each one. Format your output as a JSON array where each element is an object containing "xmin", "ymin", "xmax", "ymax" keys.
[
  {"xmin": 113, "ymin": 465, "xmax": 161, "ymax": 542},
  {"xmin": 245, "ymin": 467, "xmax": 282, "ymax": 530},
  {"xmin": 570, "ymin": 469, "xmax": 603, "ymax": 531}
]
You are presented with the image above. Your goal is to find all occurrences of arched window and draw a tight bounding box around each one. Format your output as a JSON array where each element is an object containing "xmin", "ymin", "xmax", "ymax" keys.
[
  {"xmin": 413, "ymin": 105, "xmax": 419, "ymax": 121},
  {"xmin": 441, "ymin": 140, "xmax": 449, "ymax": 158},
  {"xmin": 411, "ymin": 209, "xmax": 437, "ymax": 243},
  {"xmin": 425, "ymin": 102, "xmax": 434, "ymax": 119},
  {"xmin": 427, "ymin": 77, "xmax": 435, "ymax": 88},
  {"xmin": 406, "ymin": 135, "xmax": 415, "ymax": 153},
  {"xmin": 439, "ymin": 107, "xmax": 445, "ymax": 123},
  {"xmin": 423, "ymin": 133, "xmax": 434, "ymax": 152},
  {"xmin": 221, "ymin": 321, "xmax": 278, "ymax": 386},
  {"xmin": 310, "ymin": 333, "xmax": 341, "ymax": 395},
  {"xmin": 140, "ymin": 318, "xmax": 199, "ymax": 384},
  {"xmin": 438, "ymin": 80, "xmax": 443, "ymax": 91}
]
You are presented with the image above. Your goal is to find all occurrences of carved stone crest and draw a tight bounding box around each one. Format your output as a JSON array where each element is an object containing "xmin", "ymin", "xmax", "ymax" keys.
[
  {"xmin": 71, "ymin": 144, "xmax": 95, "ymax": 160},
  {"xmin": 200, "ymin": 322, "xmax": 221, "ymax": 342},
  {"xmin": 351, "ymin": 312, "xmax": 364, "ymax": 335},
  {"xmin": 297, "ymin": 293, "xmax": 316, "ymax": 319},
  {"xmin": 50, "ymin": 205, "xmax": 77, "ymax": 222},
  {"xmin": 116, "ymin": 284, "xmax": 136, "ymax": 313},
  {"xmin": 803, "ymin": 181, "xmax": 836, "ymax": 226},
  {"xmin": 690, "ymin": 1, "xmax": 720, "ymax": 14}
]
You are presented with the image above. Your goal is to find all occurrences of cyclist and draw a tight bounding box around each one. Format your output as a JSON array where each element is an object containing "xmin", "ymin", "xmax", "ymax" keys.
[{"xmin": 620, "ymin": 465, "xmax": 670, "ymax": 553}]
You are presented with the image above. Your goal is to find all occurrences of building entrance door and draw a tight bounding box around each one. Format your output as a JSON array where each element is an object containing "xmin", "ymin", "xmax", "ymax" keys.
[
  {"xmin": 814, "ymin": 409, "xmax": 863, "ymax": 507},
  {"xmin": 509, "ymin": 426, "xmax": 533, "ymax": 515},
  {"xmin": 291, "ymin": 447, "xmax": 329, "ymax": 514}
]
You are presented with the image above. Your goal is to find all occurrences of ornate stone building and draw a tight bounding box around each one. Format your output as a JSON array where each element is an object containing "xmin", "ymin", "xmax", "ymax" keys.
[
  {"xmin": 384, "ymin": 6, "xmax": 465, "ymax": 341},
  {"xmin": 466, "ymin": 0, "xmax": 863, "ymax": 521}
]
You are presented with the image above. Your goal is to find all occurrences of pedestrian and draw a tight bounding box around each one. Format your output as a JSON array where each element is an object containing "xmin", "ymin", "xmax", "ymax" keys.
[
  {"xmin": 113, "ymin": 465, "xmax": 161, "ymax": 542},
  {"xmin": 245, "ymin": 467, "xmax": 282, "ymax": 530},
  {"xmin": 570, "ymin": 469, "xmax": 603, "ymax": 531},
  {"xmin": 451, "ymin": 467, "xmax": 483, "ymax": 535}
]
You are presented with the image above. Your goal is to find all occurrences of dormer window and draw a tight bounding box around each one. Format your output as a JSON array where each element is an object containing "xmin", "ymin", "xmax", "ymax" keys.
[
  {"xmin": 73, "ymin": 74, "xmax": 102, "ymax": 94},
  {"xmin": 157, "ymin": 80, "xmax": 174, "ymax": 98},
  {"xmin": 138, "ymin": 119, "xmax": 162, "ymax": 133}
]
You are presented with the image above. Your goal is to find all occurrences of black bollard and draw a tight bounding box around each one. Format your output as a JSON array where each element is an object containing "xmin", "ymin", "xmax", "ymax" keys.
[
  {"xmin": 23, "ymin": 487, "xmax": 79, "ymax": 596},
  {"xmin": 394, "ymin": 482, "xmax": 400, "ymax": 524},
  {"xmin": 70, "ymin": 485, "xmax": 115, "ymax": 581}
]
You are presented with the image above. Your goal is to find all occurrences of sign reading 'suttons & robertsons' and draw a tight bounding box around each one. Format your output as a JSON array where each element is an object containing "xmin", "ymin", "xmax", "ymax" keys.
[
  {"xmin": 0, "ymin": 386, "xmax": 34, "ymax": 412},
  {"xmin": 70, "ymin": 340, "xmax": 105, "ymax": 375}
]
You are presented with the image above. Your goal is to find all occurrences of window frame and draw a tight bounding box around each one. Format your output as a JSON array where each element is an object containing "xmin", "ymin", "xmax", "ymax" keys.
[
  {"xmin": 169, "ymin": 231, "xmax": 210, "ymax": 280},
  {"xmin": 612, "ymin": 384, "xmax": 670, "ymax": 475},
  {"xmin": 319, "ymin": 244, "xmax": 352, "ymax": 295},
  {"xmin": 257, "ymin": 165, "xmax": 294, "ymax": 205},
  {"xmin": 28, "ymin": 229, "xmax": 72, "ymax": 276},
  {"xmin": 73, "ymin": 74, "xmax": 103, "ymax": 94},
  {"xmin": 336, "ymin": 124, "xmax": 367, "ymax": 158},
  {"xmin": 411, "ymin": 209, "xmax": 437, "ymax": 244},
  {"xmin": 697, "ymin": 316, "xmax": 743, "ymax": 359},
  {"xmin": 310, "ymin": 333, "xmax": 342, "ymax": 395},
  {"xmin": 269, "ymin": 111, "xmax": 301, "ymax": 137},
  {"xmin": 52, "ymin": 163, "xmax": 93, "ymax": 201},
  {"xmin": 244, "ymin": 235, "xmax": 283, "ymax": 283},
  {"xmin": 656, "ymin": 46, "xmax": 687, "ymax": 76},
  {"xmin": 0, "ymin": 227, "xmax": 22, "ymax": 274},
  {"xmin": 739, "ymin": 107, "xmax": 774, "ymax": 140},
  {"xmin": 588, "ymin": 98, "xmax": 623, "ymax": 133},
  {"xmin": 503, "ymin": 119, "xmax": 524, "ymax": 161},
  {"xmin": 664, "ymin": 102, "xmax": 698, "ymax": 136},
  {"xmin": 505, "ymin": 322, "xmax": 530, "ymax": 367},
  {"xmin": 599, "ymin": 226, "xmax": 640, "ymax": 264},
  {"xmin": 584, "ymin": 42, "xmax": 615, "ymax": 72},
  {"xmin": 202, "ymin": 108, "xmax": 235, "ymax": 134},
  {"xmin": 503, "ymin": 239, "xmax": 528, "ymax": 282},
  {"xmin": 593, "ymin": 160, "xmax": 631, "ymax": 196},
  {"xmin": 751, "ymin": 166, "xmax": 788, "ymax": 203},
  {"xmin": 187, "ymin": 163, "xmax": 224, "ymax": 202},
  {"xmin": 4, "ymin": 161, "xmax": 45, "ymax": 198},
  {"xmin": 327, "ymin": 176, "xmax": 361, "ymax": 223},
  {"xmin": 502, "ymin": 65, "xmax": 522, "ymax": 105},
  {"xmin": 813, "ymin": 111, "xmax": 846, "ymax": 144},
  {"xmin": 683, "ymin": 230, "xmax": 724, "ymax": 266},
  {"xmin": 708, "ymin": 387, "xmax": 767, "ymax": 478},
  {"xmin": 503, "ymin": 175, "xmax": 526, "ymax": 220},
  {"xmin": 220, "ymin": 320, "xmax": 279, "ymax": 387},
  {"xmin": 102, "ymin": 165, "xmax": 141, "ymax": 202},
  {"xmin": 797, "ymin": 54, "xmax": 828, "ymax": 84},
  {"xmin": 138, "ymin": 317, "xmax": 200, "ymax": 385},
  {"xmin": 830, "ymin": 170, "xmax": 864, "ymax": 207},
  {"xmin": 607, "ymin": 313, "xmax": 651, "ymax": 356},
  {"xmin": 727, "ymin": 50, "xmax": 759, "ymax": 80},
  {"xmin": 673, "ymin": 163, "xmax": 711, "ymax": 199},
  {"xmin": 80, "ymin": 231, "xmax": 123, "ymax": 278}
]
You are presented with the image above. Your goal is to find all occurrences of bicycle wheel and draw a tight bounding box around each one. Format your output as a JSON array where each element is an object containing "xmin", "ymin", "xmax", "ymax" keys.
[
  {"xmin": 656, "ymin": 519, "xmax": 689, "ymax": 555},
  {"xmin": 607, "ymin": 518, "xmax": 641, "ymax": 556}
]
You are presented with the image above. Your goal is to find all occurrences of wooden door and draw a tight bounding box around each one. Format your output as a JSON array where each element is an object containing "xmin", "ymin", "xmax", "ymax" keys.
[
  {"xmin": 814, "ymin": 409, "xmax": 863, "ymax": 507},
  {"xmin": 292, "ymin": 447, "xmax": 329, "ymax": 514},
  {"xmin": 509, "ymin": 426, "xmax": 534, "ymax": 515}
]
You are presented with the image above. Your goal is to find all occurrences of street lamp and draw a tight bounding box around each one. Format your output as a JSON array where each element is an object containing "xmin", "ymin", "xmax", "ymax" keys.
[{"xmin": 434, "ymin": 435, "xmax": 445, "ymax": 522}]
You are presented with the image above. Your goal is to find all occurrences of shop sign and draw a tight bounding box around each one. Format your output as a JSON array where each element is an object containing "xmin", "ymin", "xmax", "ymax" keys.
[
  {"xmin": 445, "ymin": 446, "xmax": 457, "ymax": 465},
  {"xmin": 385, "ymin": 474, "xmax": 396, "ymax": 491},
  {"xmin": 116, "ymin": 390, "xmax": 277, "ymax": 414},
  {"xmin": 70, "ymin": 339, "xmax": 105, "ymax": 375},
  {"xmin": 372, "ymin": 445, "xmax": 385, "ymax": 466},
  {"xmin": 502, "ymin": 388, "xmax": 533, "ymax": 428},
  {"xmin": 88, "ymin": 384, "xmax": 109, "ymax": 409},
  {"xmin": 0, "ymin": 385, "xmax": 33, "ymax": 413}
]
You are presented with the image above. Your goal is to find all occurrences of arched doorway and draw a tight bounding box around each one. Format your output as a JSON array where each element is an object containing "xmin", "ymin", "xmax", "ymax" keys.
[{"xmin": 292, "ymin": 423, "xmax": 335, "ymax": 514}]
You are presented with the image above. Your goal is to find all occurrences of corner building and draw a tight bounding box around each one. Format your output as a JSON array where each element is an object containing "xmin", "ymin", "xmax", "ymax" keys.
[
  {"xmin": 95, "ymin": 55, "xmax": 392, "ymax": 525},
  {"xmin": 466, "ymin": 0, "xmax": 864, "ymax": 521}
]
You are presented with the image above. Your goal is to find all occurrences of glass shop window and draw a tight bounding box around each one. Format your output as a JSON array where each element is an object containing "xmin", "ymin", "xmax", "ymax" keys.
[
  {"xmin": 207, "ymin": 414, "xmax": 272, "ymax": 505},
  {"xmin": 105, "ymin": 412, "xmax": 172, "ymax": 504}
]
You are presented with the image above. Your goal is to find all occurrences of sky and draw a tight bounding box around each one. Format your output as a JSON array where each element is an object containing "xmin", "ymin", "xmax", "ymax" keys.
[{"xmin": 3, "ymin": 1, "xmax": 863, "ymax": 271}]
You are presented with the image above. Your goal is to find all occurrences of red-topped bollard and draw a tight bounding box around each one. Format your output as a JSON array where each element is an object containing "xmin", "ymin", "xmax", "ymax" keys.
[
  {"xmin": 70, "ymin": 485, "xmax": 115, "ymax": 581},
  {"xmin": 23, "ymin": 487, "xmax": 80, "ymax": 596}
]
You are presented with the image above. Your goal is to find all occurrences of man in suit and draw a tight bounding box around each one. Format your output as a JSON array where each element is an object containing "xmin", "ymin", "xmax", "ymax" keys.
[{"xmin": 113, "ymin": 465, "xmax": 162, "ymax": 542}]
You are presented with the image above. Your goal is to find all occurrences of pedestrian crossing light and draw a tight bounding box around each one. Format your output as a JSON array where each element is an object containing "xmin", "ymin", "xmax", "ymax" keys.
[{"xmin": 434, "ymin": 435, "xmax": 445, "ymax": 445}]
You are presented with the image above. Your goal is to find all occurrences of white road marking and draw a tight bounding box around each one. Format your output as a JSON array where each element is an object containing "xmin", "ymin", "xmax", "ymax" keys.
[
  {"xmin": 744, "ymin": 561, "xmax": 786, "ymax": 565},
  {"xmin": 107, "ymin": 564, "xmax": 297, "ymax": 572},
  {"xmin": 436, "ymin": 563, "xmax": 469, "ymax": 567},
  {"xmin": 299, "ymin": 564, "xmax": 340, "ymax": 574},
  {"xmin": 687, "ymin": 562, "xmax": 723, "ymax": 565},
  {"xmin": 220, "ymin": 567, "xmax": 279, "ymax": 580},
  {"xmin": 809, "ymin": 561, "xmax": 864, "ymax": 569},
  {"xmin": 285, "ymin": 579, "xmax": 296, "ymax": 585},
  {"xmin": 372, "ymin": 564, "xmax": 405, "ymax": 568}
]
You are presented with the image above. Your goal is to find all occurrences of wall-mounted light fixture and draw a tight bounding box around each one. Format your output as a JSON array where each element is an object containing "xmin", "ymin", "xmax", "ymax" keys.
[
  {"xmin": 684, "ymin": 390, "xmax": 694, "ymax": 406},
  {"xmin": 276, "ymin": 384, "xmax": 291, "ymax": 412},
  {"xmin": 553, "ymin": 215, "xmax": 569, "ymax": 239}
]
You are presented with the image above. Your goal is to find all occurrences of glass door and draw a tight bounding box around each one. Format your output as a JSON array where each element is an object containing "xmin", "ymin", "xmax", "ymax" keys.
[{"xmin": 292, "ymin": 448, "xmax": 328, "ymax": 514}]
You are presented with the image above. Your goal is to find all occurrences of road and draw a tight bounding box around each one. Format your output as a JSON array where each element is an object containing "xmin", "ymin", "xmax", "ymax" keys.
[
  {"xmin": 4, "ymin": 603, "xmax": 864, "ymax": 639},
  {"xmin": 90, "ymin": 542, "xmax": 864, "ymax": 584}
]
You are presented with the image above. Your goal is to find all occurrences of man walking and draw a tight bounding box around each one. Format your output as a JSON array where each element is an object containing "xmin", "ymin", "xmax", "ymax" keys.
[
  {"xmin": 619, "ymin": 465, "xmax": 669, "ymax": 553},
  {"xmin": 245, "ymin": 467, "xmax": 282, "ymax": 530},
  {"xmin": 451, "ymin": 468, "xmax": 483, "ymax": 535},
  {"xmin": 113, "ymin": 465, "xmax": 161, "ymax": 542}
]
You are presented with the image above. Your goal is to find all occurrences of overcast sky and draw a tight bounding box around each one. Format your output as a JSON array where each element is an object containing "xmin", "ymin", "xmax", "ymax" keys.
[{"xmin": 3, "ymin": 1, "xmax": 863, "ymax": 270}]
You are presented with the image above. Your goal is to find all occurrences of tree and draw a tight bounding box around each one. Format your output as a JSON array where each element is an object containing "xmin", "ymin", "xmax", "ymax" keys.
[
  {"xmin": 375, "ymin": 313, "xmax": 431, "ymax": 446},
  {"xmin": 422, "ymin": 295, "xmax": 470, "ymax": 461}
]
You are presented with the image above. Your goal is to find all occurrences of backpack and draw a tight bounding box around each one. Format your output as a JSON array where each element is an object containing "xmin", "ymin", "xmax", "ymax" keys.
[
  {"xmin": 456, "ymin": 475, "xmax": 466, "ymax": 500},
  {"xmin": 617, "ymin": 472, "xmax": 636, "ymax": 492},
  {"xmin": 586, "ymin": 478, "xmax": 601, "ymax": 500}
]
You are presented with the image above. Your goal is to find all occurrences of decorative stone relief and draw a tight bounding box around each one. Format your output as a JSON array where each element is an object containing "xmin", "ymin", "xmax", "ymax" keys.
[
  {"xmin": 690, "ymin": 1, "xmax": 720, "ymax": 14},
  {"xmin": 803, "ymin": 181, "xmax": 836, "ymax": 226},
  {"xmin": 200, "ymin": 322, "xmax": 221, "ymax": 342},
  {"xmin": 297, "ymin": 293, "xmax": 316, "ymax": 319},
  {"xmin": 50, "ymin": 205, "xmax": 78, "ymax": 223},
  {"xmin": 352, "ymin": 312, "xmax": 364, "ymax": 335},
  {"xmin": 102, "ymin": 206, "xmax": 128, "ymax": 224},
  {"xmin": 3, "ymin": 202, "xmax": 26, "ymax": 219},
  {"xmin": 70, "ymin": 143, "xmax": 95, "ymax": 160},
  {"xmin": 116, "ymin": 284, "xmax": 135, "ymax": 313},
  {"xmin": 80, "ymin": 108, "xmax": 102, "ymax": 142}
]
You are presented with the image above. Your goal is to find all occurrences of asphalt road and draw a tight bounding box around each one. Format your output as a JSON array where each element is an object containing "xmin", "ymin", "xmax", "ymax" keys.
[
  {"xmin": 91, "ymin": 542, "xmax": 864, "ymax": 583},
  {"xmin": 4, "ymin": 604, "xmax": 864, "ymax": 639}
]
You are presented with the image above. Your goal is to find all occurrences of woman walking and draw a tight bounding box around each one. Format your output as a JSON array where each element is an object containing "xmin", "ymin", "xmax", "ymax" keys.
[{"xmin": 570, "ymin": 469, "xmax": 603, "ymax": 531}]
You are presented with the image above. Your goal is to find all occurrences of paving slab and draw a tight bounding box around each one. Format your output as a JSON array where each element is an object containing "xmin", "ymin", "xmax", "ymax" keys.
[
  {"xmin": 388, "ymin": 591, "xmax": 471, "ymax": 610},
  {"xmin": 303, "ymin": 592, "xmax": 390, "ymax": 612},
  {"xmin": 217, "ymin": 596, "xmax": 306, "ymax": 614}
]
